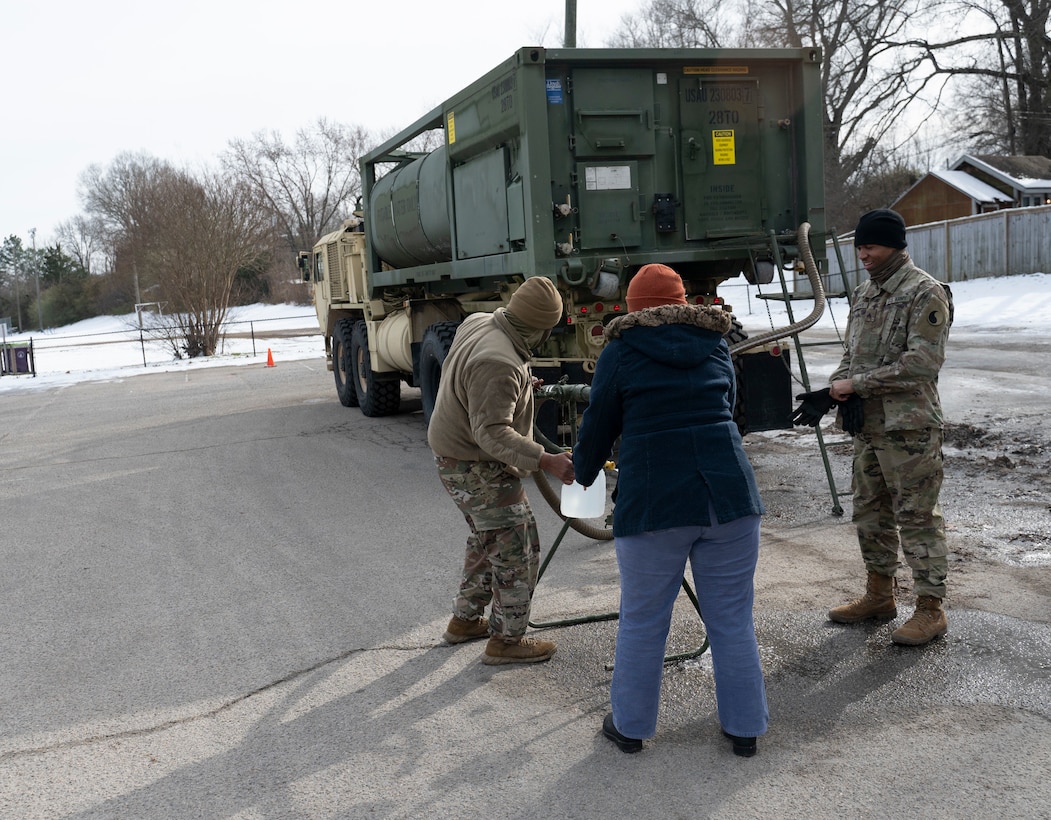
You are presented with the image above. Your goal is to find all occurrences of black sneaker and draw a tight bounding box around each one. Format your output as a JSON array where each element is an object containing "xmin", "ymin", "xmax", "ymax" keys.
[
  {"xmin": 603, "ymin": 713, "xmax": 643, "ymax": 754},
  {"xmin": 722, "ymin": 729, "xmax": 757, "ymax": 757}
]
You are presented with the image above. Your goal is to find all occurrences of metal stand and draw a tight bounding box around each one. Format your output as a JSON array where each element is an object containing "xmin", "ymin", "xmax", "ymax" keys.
[
  {"xmin": 529, "ymin": 518, "xmax": 710, "ymax": 664},
  {"xmin": 758, "ymin": 228, "xmax": 855, "ymax": 515}
]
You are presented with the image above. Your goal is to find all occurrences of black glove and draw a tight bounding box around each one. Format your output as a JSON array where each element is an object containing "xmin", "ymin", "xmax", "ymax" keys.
[
  {"xmin": 792, "ymin": 387, "xmax": 836, "ymax": 427},
  {"xmin": 838, "ymin": 394, "xmax": 865, "ymax": 436}
]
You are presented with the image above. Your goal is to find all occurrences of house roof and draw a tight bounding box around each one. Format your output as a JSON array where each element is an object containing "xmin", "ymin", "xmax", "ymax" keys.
[
  {"xmin": 928, "ymin": 169, "xmax": 1014, "ymax": 204},
  {"xmin": 952, "ymin": 154, "xmax": 1051, "ymax": 190}
]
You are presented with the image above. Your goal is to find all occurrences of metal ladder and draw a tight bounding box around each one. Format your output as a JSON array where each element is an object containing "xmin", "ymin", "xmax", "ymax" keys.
[{"xmin": 756, "ymin": 228, "xmax": 856, "ymax": 515}]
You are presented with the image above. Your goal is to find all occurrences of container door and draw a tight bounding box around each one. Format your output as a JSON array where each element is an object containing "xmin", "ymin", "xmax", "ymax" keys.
[
  {"xmin": 571, "ymin": 69, "xmax": 655, "ymax": 159},
  {"xmin": 453, "ymin": 147, "xmax": 510, "ymax": 259},
  {"xmin": 576, "ymin": 160, "xmax": 641, "ymax": 250},
  {"xmin": 679, "ymin": 78, "xmax": 763, "ymax": 239},
  {"xmin": 571, "ymin": 68, "xmax": 655, "ymax": 250}
]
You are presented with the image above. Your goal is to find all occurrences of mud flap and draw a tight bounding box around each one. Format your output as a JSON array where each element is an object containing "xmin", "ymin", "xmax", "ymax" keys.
[{"xmin": 737, "ymin": 348, "xmax": 793, "ymax": 433}]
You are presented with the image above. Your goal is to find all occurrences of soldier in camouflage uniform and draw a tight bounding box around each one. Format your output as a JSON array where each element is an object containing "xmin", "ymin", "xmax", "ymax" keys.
[
  {"xmin": 825, "ymin": 209, "xmax": 952, "ymax": 646},
  {"xmin": 427, "ymin": 276, "xmax": 575, "ymax": 664}
]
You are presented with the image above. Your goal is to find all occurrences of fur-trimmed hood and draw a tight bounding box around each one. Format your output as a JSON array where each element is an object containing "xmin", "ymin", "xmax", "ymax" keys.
[
  {"xmin": 605, "ymin": 303, "xmax": 731, "ymax": 338},
  {"xmin": 603, "ymin": 303, "xmax": 731, "ymax": 369}
]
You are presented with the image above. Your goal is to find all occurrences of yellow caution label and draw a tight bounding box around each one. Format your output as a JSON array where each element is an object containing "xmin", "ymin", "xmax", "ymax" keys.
[
  {"xmin": 685, "ymin": 66, "xmax": 750, "ymax": 75},
  {"xmin": 712, "ymin": 130, "xmax": 736, "ymax": 165},
  {"xmin": 447, "ymin": 111, "xmax": 456, "ymax": 144}
]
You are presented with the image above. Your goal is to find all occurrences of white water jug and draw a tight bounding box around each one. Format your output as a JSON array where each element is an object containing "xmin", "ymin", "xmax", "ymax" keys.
[{"xmin": 560, "ymin": 470, "xmax": 606, "ymax": 519}]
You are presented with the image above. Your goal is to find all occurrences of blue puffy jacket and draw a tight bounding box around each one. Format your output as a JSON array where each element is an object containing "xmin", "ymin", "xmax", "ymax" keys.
[{"xmin": 572, "ymin": 303, "xmax": 764, "ymax": 537}]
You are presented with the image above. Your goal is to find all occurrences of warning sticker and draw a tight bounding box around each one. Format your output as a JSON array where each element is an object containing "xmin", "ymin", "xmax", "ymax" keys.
[
  {"xmin": 712, "ymin": 130, "xmax": 736, "ymax": 165},
  {"xmin": 447, "ymin": 112, "xmax": 456, "ymax": 145}
]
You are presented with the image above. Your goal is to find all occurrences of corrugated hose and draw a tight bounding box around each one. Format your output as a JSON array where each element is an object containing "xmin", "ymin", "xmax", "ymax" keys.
[{"xmin": 727, "ymin": 221, "xmax": 826, "ymax": 354}]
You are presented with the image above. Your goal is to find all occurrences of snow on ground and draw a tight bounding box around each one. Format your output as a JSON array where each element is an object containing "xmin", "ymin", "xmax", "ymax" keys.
[
  {"xmin": 0, "ymin": 273, "xmax": 1048, "ymax": 393},
  {"xmin": 0, "ymin": 304, "xmax": 323, "ymax": 391}
]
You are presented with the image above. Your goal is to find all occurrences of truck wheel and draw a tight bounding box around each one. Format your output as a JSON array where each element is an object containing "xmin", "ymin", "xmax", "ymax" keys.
[
  {"xmin": 419, "ymin": 320, "xmax": 461, "ymax": 425},
  {"xmin": 351, "ymin": 320, "xmax": 401, "ymax": 417},
  {"xmin": 333, "ymin": 319, "xmax": 359, "ymax": 407}
]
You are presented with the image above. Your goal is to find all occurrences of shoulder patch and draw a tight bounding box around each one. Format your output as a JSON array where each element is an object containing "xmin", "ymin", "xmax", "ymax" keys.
[{"xmin": 927, "ymin": 309, "xmax": 945, "ymax": 327}]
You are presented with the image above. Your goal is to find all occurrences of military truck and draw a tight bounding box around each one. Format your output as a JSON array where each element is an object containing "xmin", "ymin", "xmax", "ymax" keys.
[{"xmin": 302, "ymin": 46, "xmax": 828, "ymax": 435}]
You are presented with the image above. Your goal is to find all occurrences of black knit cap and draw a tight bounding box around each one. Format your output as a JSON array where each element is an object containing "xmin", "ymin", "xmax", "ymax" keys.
[{"xmin": 853, "ymin": 209, "xmax": 907, "ymax": 249}]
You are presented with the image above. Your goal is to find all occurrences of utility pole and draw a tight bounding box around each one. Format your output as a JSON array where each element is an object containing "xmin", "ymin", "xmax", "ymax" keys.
[
  {"xmin": 12, "ymin": 259, "xmax": 22, "ymax": 332},
  {"xmin": 30, "ymin": 228, "xmax": 42, "ymax": 331},
  {"xmin": 564, "ymin": 0, "xmax": 577, "ymax": 47}
]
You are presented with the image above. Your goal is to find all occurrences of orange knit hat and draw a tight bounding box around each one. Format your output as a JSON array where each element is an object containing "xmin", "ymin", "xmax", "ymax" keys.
[{"xmin": 626, "ymin": 264, "xmax": 687, "ymax": 312}]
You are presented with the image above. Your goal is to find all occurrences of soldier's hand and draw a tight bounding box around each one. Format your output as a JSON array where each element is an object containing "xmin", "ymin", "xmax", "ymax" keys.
[
  {"xmin": 791, "ymin": 387, "xmax": 836, "ymax": 427},
  {"xmin": 829, "ymin": 378, "xmax": 855, "ymax": 401},
  {"xmin": 540, "ymin": 451, "xmax": 575, "ymax": 485},
  {"xmin": 838, "ymin": 394, "xmax": 864, "ymax": 436}
]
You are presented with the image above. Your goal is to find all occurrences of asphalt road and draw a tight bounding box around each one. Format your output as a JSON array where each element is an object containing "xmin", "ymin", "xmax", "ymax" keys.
[{"xmin": 0, "ymin": 342, "xmax": 1048, "ymax": 819}]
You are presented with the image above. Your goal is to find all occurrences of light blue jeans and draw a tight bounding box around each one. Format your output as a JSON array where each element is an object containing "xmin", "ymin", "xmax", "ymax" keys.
[{"xmin": 611, "ymin": 513, "xmax": 768, "ymax": 740}]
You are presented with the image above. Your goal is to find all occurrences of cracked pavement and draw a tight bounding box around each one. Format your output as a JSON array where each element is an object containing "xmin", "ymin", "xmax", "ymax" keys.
[{"xmin": 1, "ymin": 334, "xmax": 1048, "ymax": 819}]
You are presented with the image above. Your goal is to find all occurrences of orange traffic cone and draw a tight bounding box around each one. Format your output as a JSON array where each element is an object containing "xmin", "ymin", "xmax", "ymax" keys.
[{"xmin": 266, "ymin": 348, "xmax": 275, "ymax": 367}]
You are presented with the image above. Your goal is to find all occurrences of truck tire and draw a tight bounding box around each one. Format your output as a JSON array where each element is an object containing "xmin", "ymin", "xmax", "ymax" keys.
[
  {"xmin": 351, "ymin": 320, "xmax": 401, "ymax": 417},
  {"xmin": 419, "ymin": 320, "xmax": 461, "ymax": 425},
  {"xmin": 333, "ymin": 319, "xmax": 359, "ymax": 407}
]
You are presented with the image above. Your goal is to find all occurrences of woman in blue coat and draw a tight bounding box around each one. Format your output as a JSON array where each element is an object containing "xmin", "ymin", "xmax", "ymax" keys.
[{"xmin": 572, "ymin": 263, "xmax": 768, "ymax": 756}]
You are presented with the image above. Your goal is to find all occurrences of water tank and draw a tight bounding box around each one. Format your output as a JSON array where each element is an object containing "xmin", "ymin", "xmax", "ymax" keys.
[{"xmin": 370, "ymin": 144, "xmax": 452, "ymax": 268}]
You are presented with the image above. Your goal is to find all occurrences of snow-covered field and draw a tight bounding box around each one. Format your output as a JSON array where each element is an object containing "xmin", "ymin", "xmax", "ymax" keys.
[
  {"xmin": 0, "ymin": 303, "xmax": 323, "ymax": 391},
  {"xmin": 1, "ymin": 273, "xmax": 1048, "ymax": 393}
]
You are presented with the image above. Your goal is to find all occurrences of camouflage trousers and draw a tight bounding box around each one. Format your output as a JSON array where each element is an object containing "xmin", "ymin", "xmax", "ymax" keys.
[
  {"xmin": 851, "ymin": 427, "xmax": 948, "ymax": 598},
  {"xmin": 435, "ymin": 457, "xmax": 541, "ymax": 640}
]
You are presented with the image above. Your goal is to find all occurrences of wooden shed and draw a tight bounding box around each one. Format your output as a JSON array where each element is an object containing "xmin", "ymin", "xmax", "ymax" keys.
[
  {"xmin": 893, "ymin": 169, "xmax": 1013, "ymax": 225},
  {"xmin": 893, "ymin": 154, "xmax": 1051, "ymax": 226}
]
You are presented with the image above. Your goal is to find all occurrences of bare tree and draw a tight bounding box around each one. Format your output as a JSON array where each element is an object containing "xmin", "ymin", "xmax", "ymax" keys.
[
  {"xmin": 80, "ymin": 154, "xmax": 273, "ymax": 356},
  {"xmin": 925, "ymin": 0, "xmax": 1051, "ymax": 155},
  {"xmin": 54, "ymin": 215, "xmax": 109, "ymax": 276},
  {"xmin": 222, "ymin": 118, "xmax": 370, "ymax": 256},
  {"xmin": 79, "ymin": 153, "xmax": 178, "ymax": 308},
  {"xmin": 141, "ymin": 169, "xmax": 273, "ymax": 357},
  {"xmin": 1004, "ymin": 0, "xmax": 1051, "ymax": 155},
  {"xmin": 607, "ymin": 0, "xmax": 733, "ymax": 47}
]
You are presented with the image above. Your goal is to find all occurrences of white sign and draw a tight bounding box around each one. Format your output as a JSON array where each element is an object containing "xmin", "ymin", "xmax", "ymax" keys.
[{"xmin": 585, "ymin": 166, "xmax": 632, "ymax": 191}]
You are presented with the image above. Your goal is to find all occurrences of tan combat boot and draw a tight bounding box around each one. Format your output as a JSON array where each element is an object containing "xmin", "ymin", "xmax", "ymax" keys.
[
  {"xmin": 482, "ymin": 635, "xmax": 556, "ymax": 665},
  {"xmin": 891, "ymin": 596, "xmax": 948, "ymax": 646},
  {"xmin": 828, "ymin": 571, "xmax": 897, "ymax": 623},
  {"xmin": 443, "ymin": 616, "xmax": 489, "ymax": 644}
]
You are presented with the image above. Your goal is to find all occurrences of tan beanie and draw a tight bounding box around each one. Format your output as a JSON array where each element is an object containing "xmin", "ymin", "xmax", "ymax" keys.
[
  {"xmin": 507, "ymin": 277, "xmax": 564, "ymax": 329},
  {"xmin": 627, "ymin": 264, "xmax": 687, "ymax": 312}
]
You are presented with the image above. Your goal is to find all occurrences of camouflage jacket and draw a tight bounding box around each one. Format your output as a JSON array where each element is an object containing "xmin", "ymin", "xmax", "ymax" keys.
[{"xmin": 830, "ymin": 258, "xmax": 952, "ymax": 431}]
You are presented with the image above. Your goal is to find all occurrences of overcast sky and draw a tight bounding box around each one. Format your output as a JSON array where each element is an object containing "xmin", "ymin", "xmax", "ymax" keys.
[{"xmin": 1, "ymin": 0, "xmax": 643, "ymax": 248}]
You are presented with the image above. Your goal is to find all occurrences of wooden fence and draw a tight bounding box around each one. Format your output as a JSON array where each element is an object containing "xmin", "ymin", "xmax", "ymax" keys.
[{"xmin": 796, "ymin": 204, "xmax": 1051, "ymax": 295}]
